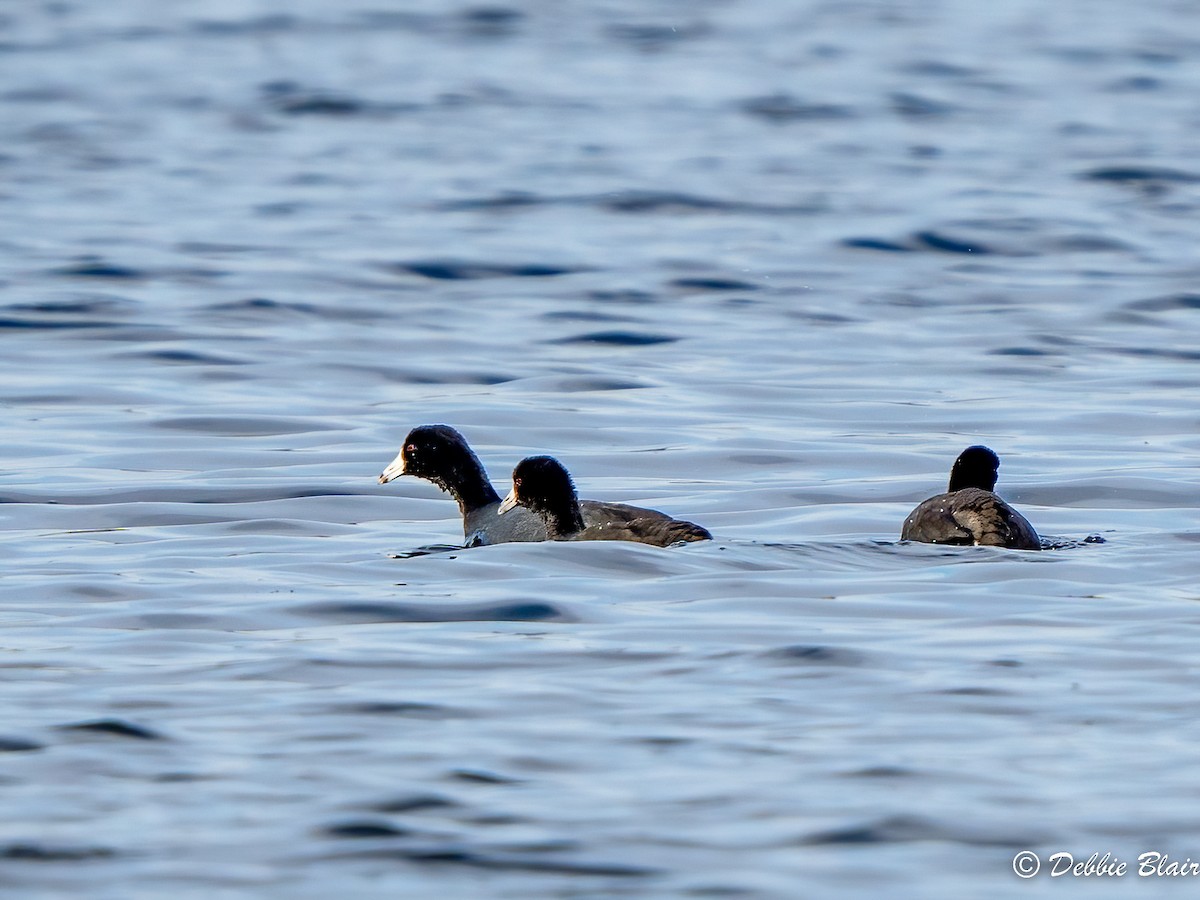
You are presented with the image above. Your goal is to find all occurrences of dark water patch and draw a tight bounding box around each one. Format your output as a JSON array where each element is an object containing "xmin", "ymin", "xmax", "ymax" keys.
[
  {"xmin": 802, "ymin": 814, "xmax": 1035, "ymax": 848},
  {"xmin": 526, "ymin": 376, "xmax": 649, "ymax": 392},
  {"xmin": 435, "ymin": 86, "xmax": 523, "ymax": 109},
  {"xmin": 1111, "ymin": 344, "xmax": 1200, "ymax": 362},
  {"xmin": 450, "ymin": 769, "xmax": 522, "ymax": 785},
  {"xmin": 333, "ymin": 702, "xmax": 470, "ymax": 719},
  {"xmin": 58, "ymin": 719, "xmax": 163, "ymax": 741},
  {"xmin": 52, "ymin": 258, "xmax": 144, "ymax": 280},
  {"xmin": 596, "ymin": 190, "xmax": 813, "ymax": 215},
  {"xmin": 459, "ymin": 6, "xmax": 524, "ymax": 38},
  {"xmin": 152, "ymin": 415, "xmax": 339, "ymax": 436},
  {"xmin": 840, "ymin": 766, "xmax": 919, "ymax": 779},
  {"xmin": 762, "ymin": 645, "xmax": 865, "ymax": 667},
  {"xmin": 437, "ymin": 191, "xmax": 548, "ymax": 212},
  {"xmin": 2, "ymin": 86, "xmax": 86, "ymax": 104},
  {"xmin": 587, "ymin": 289, "xmax": 659, "ymax": 303},
  {"xmin": 9, "ymin": 486, "xmax": 365, "ymax": 507},
  {"xmin": 389, "ymin": 260, "xmax": 580, "ymax": 280},
  {"xmin": 220, "ymin": 519, "xmax": 332, "ymax": 536},
  {"xmin": 369, "ymin": 794, "xmax": 458, "ymax": 814},
  {"xmin": 913, "ymin": 231, "xmax": 991, "ymax": 255},
  {"xmin": 439, "ymin": 190, "xmax": 816, "ymax": 216},
  {"xmin": 350, "ymin": 11, "xmax": 432, "ymax": 33},
  {"xmin": 1123, "ymin": 292, "xmax": 1200, "ymax": 313},
  {"xmin": 120, "ymin": 613, "xmax": 226, "ymax": 630},
  {"xmin": 936, "ymin": 686, "xmax": 1011, "ymax": 697},
  {"xmin": 902, "ymin": 60, "xmax": 980, "ymax": 79},
  {"xmin": 669, "ymin": 277, "xmax": 759, "ymax": 292},
  {"xmin": 1108, "ymin": 75, "xmax": 1163, "ymax": 92},
  {"xmin": 154, "ymin": 772, "xmax": 210, "ymax": 783},
  {"xmin": 388, "ymin": 544, "xmax": 466, "ymax": 559},
  {"xmin": 989, "ymin": 346, "xmax": 1051, "ymax": 357},
  {"xmin": 178, "ymin": 242, "xmax": 271, "ymax": 255},
  {"xmin": 123, "ymin": 349, "xmax": 247, "ymax": 366},
  {"xmin": 729, "ymin": 453, "xmax": 798, "ymax": 466},
  {"xmin": 841, "ymin": 236, "xmax": 912, "ymax": 252},
  {"xmin": 6, "ymin": 296, "xmax": 138, "ymax": 316},
  {"xmin": 738, "ymin": 93, "xmax": 855, "ymax": 123},
  {"xmin": 1, "ymin": 843, "xmax": 116, "ymax": 861},
  {"xmin": 332, "ymin": 844, "xmax": 658, "ymax": 877},
  {"xmin": 354, "ymin": 365, "xmax": 514, "ymax": 386},
  {"xmin": 1043, "ymin": 234, "xmax": 1133, "ymax": 253},
  {"xmin": 890, "ymin": 92, "xmax": 958, "ymax": 119},
  {"xmin": 260, "ymin": 81, "xmax": 416, "ymax": 117},
  {"xmin": 0, "ymin": 736, "xmax": 43, "ymax": 752},
  {"xmin": 296, "ymin": 600, "xmax": 573, "ymax": 624},
  {"xmin": 209, "ymin": 297, "xmax": 320, "ymax": 316},
  {"xmin": 550, "ymin": 331, "xmax": 678, "ymax": 346},
  {"xmin": 801, "ymin": 815, "xmax": 938, "ymax": 846},
  {"xmin": 606, "ymin": 22, "xmax": 708, "ymax": 52},
  {"xmin": 322, "ymin": 820, "xmax": 413, "ymax": 839},
  {"xmin": 542, "ymin": 310, "xmax": 637, "ymax": 322},
  {"xmin": 635, "ymin": 736, "xmax": 693, "ymax": 749},
  {"xmin": 1080, "ymin": 165, "xmax": 1200, "ymax": 186},
  {"xmin": 786, "ymin": 310, "xmax": 857, "ymax": 325},
  {"xmin": 0, "ymin": 315, "xmax": 124, "ymax": 331},
  {"xmin": 255, "ymin": 201, "xmax": 307, "ymax": 217},
  {"xmin": 191, "ymin": 14, "xmax": 298, "ymax": 36}
]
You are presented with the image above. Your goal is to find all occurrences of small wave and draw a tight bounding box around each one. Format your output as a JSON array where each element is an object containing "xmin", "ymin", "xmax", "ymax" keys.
[
  {"xmin": 57, "ymin": 719, "xmax": 163, "ymax": 741},
  {"xmin": 550, "ymin": 330, "xmax": 678, "ymax": 346},
  {"xmin": 295, "ymin": 600, "xmax": 574, "ymax": 624},
  {"xmin": 389, "ymin": 260, "xmax": 580, "ymax": 280}
]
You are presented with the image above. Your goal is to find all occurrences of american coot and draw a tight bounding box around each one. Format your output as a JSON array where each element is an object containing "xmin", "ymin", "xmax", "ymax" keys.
[
  {"xmin": 900, "ymin": 445, "xmax": 1041, "ymax": 550},
  {"xmin": 497, "ymin": 455, "xmax": 712, "ymax": 547},
  {"xmin": 379, "ymin": 425, "xmax": 711, "ymax": 547},
  {"xmin": 379, "ymin": 425, "xmax": 548, "ymax": 545}
]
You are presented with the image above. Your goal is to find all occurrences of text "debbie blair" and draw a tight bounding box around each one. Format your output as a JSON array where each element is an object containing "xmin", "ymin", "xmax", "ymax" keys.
[{"xmin": 1036, "ymin": 851, "xmax": 1200, "ymax": 878}]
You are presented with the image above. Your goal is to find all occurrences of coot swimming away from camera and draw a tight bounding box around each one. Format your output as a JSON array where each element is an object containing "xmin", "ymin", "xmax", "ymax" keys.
[{"xmin": 900, "ymin": 445, "xmax": 1040, "ymax": 550}]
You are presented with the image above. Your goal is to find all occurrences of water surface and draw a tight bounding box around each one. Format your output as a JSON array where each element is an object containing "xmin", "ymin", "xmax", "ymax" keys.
[{"xmin": 2, "ymin": 1, "xmax": 1200, "ymax": 897}]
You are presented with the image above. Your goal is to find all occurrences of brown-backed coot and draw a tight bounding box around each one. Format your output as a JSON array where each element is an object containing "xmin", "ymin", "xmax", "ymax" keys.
[
  {"xmin": 380, "ymin": 426, "xmax": 711, "ymax": 547},
  {"xmin": 900, "ymin": 445, "xmax": 1041, "ymax": 550},
  {"xmin": 497, "ymin": 455, "xmax": 711, "ymax": 547}
]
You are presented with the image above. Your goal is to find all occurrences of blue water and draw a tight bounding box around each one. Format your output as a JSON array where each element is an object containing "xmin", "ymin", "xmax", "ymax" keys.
[{"xmin": 3, "ymin": 1, "xmax": 1200, "ymax": 897}]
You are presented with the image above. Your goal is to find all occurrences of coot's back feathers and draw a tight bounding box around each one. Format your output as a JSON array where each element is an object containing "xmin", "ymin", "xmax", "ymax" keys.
[
  {"xmin": 901, "ymin": 445, "xmax": 1041, "ymax": 551},
  {"xmin": 500, "ymin": 455, "xmax": 711, "ymax": 547}
]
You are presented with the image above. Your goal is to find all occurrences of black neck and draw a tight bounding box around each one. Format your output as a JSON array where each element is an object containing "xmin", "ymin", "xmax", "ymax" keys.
[
  {"xmin": 948, "ymin": 455, "xmax": 998, "ymax": 492},
  {"xmin": 431, "ymin": 456, "xmax": 501, "ymax": 516},
  {"xmin": 537, "ymin": 495, "xmax": 586, "ymax": 539}
]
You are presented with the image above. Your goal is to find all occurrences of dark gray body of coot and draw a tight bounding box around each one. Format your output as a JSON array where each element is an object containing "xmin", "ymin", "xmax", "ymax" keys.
[
  {"xmin": 498, "ymin": 455, "xmax": 711, "ymax": 547},
  {"xmin": 900, "ymin": 445, "xmax": 1040, "ymax": 551}
]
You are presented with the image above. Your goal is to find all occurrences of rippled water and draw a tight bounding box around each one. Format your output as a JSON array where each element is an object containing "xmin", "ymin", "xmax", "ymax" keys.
[{"xmin": 3, "ymin": 1, "xmax": 1200, "ymax": 897}]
